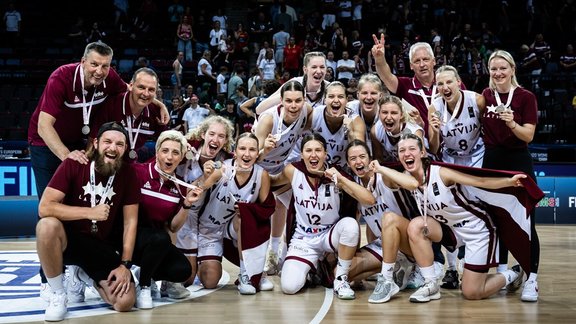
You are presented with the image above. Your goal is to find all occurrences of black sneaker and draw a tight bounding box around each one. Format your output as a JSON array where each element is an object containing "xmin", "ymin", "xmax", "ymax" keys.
[{"xmin": 440, "ymin": 269, "xmax": 459, "ymax": 289}]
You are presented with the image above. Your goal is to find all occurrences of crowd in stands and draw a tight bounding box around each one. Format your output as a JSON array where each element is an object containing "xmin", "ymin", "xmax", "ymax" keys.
[{"xmin": 1, "ymin": 0, "xmax": 576, "ymax": 143}]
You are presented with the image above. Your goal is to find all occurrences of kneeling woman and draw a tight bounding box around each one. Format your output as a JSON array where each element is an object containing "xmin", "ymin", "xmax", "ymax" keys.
[
  {"xmin": 271, "ymin": 133, "xmax": 375, "ymax": 299},
  {"xmin": 190, "ymin": 133, "xmax": 275, "ymax": 294},
  {"xmin": 132, "ymin": 130, "xmax": 204, "ymax": 309},
  {"xmin": 398, "ymin": 133, "xmax": 536, "ymax": 303}
]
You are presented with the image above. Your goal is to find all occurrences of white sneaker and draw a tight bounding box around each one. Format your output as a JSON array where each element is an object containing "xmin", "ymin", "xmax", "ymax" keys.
[
  {"xmin": 433, "ymin": 261, "xmax": 444, "ymax": 280},
  {"xmin": 136, "ymin": 286, "xmax": 154, "ymax": 309},
  {"xmin": 393, "ymin": 254, "xmax": 413, "ymax": 290},
  {"xmin": 406, "ymin": 266, "xmax": 425, "ymax": 289},
  {"xmin": 45, "ymin": 291, "xmax": 67, "ymax": 322},
  {"xmin": 65, "ymin": 265, "xmax": 86, "ymax": 303},
  {"xmin": 238, "ymin": 274, "xmax": 256, "ymax": 295},
  {"xmin": 259, "ymin": 274, "xmax": 274, "ymax": 291},
  {"xmin": 333, "ymin": 275, "xmax": 355, "ymax": 300},
  {"xmin": 368, "ymin": 274, "xmax": 399, "ymax": 303},
  {"xmin": 161, "ymin": 281, "xmax": 190, "ymax": 299},
  {"xmin": 40, "ymin": 283, "xmax": 52, "ymax": 302},
  {"xmin": 264, "ymin": 250, "xmax": 280, "ymax": 275},
  {"xmin": 521, "ymin": 279, "xmax": 538, "ymax": 302},
  {"xmin": 409, "ymin": 280, "xmax": 441, "ymax": 303}
]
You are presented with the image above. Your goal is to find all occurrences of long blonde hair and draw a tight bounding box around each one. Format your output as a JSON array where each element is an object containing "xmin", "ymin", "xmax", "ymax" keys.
[
  {"xmin": 378, "ymin": 95, "xmax": 414, "ymax": 124},
  {"xmin": 186, "ymin": 115, "xmax": 235, "ymax": 153}
]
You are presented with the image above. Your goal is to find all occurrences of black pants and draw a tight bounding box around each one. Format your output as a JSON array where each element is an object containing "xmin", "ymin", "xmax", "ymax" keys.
[
  {"xmin": 483, "ymin": 146, "xmax": 540, "ymax": 274},
  {"xmin": 131, "ymin": 227, "xmax": 192, "ymax": 287},
  {"xmin": 63, "ymin": 230, "xmax": 128, "ymax": 283}
]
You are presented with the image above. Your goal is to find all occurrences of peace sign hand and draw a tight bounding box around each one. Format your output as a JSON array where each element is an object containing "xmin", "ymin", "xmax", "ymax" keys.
[{"xmin": 371, "ymin": 33, "xmax": 386, "ymax": 60}]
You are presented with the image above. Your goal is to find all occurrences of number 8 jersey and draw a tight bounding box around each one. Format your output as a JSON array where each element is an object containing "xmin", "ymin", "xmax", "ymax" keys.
[{"xmin": 432, "ymin": 89, "xmax": 484, "ymax": 167}]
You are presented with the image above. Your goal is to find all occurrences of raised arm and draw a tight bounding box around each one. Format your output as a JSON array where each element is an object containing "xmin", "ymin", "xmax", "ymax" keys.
[
  {"xmin": 371, "ymin": 33, "xmax": 399, "ymax": 94},
  {"xmin": 325, "ymin": 167, "xmax": 376, "ymax": 205},
  {"xmin": 439, "ymin": 166, "xmax": 526, "ymax": 189},
  {"xmin": 369, "ymin": 160, "xmax": 419, "ymax": 190},
  {"xmin": 240, "ymin": 97, "xmax": 257, "ymax": 118}
]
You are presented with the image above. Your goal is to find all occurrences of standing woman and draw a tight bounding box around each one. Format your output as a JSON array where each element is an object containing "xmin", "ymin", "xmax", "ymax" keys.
[
  {"xmin": 176, "ymin": 15, "xmax": 193, "ymax": 62},
  {"xmin": 481, "ymin": 50, "xmax": 540, "ymax": 302},
  {"xmin": 271, "ymin": 133, "xmax": 375, "ymax": 299},
  {"xmin": 253, "ymin": 80, "xmax": 312, "ymax": 274},
  {"xmin": 256, "ymin": 51, "xmax": 330, "ymax": 114},
  {"xmin": 428, "ymin": 65, "xmax": 485, "ymax": 167},
  {"xmin": 197, "ymin": 50, "xmax": 217, "ymax": 95},
  {"xmin": 346, "ymin": 73, "xmax": 388, "ymax": 152},
  {"xmin": 371, "ymin": 95, "xmax": 425, "ymax": 163}
]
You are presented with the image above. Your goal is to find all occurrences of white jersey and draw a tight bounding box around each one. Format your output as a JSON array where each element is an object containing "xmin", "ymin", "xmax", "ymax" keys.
[
  {"xmin": 195, "ymin": 159, "xmax": 264, "ymax": 231},
  {"xmin": 289, "ymin": 105, "xmax": 358, "ymax": 167},
  {"xmin": 258, "ymin": 104, "xmax": 308, "ymax": 175},
  {"xmin": 411, "ymin": 165, "xmax": 494, "ymax": 238},
  {"xmin": 290, "ymin": 76, "xmax": 330, "ymax": 108},
  {"xmin": 347, "ymin": 100, "xmax": 375, "ymax": 152},
  {"xmin": 432, "ymin": 90, "xmax": 484, "ymax": 167},
  {"xmin": 373, "ymin": 121, "xmax": 423, "ymax": 162},
  {"xmin": 291, "ymin": 167, "xmax": 341, "ymax": 238},
  {"xmin": 356, "ymin": 173, "xmax": 407, "ymax": 238}
]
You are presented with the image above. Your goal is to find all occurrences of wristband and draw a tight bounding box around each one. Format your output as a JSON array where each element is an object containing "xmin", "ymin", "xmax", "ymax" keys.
[
  {"xmin": 182, "ymin": 203, "xmax": 192, "ymax": 209},
  {"xmin": 120, "ymin": 260, "xmax": 132, "ymax": 269}
]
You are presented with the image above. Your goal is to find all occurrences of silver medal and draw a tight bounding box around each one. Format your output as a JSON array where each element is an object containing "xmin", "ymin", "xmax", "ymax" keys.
[
  {"xmin": 82, "ymin": 125, "xmax": 90, "ymax": 135},
  {"xmin": 494, "ymin": 105, "xmax": 506, "ymax": 113},
  {"xmin": 214, "ymin": 161, "xmax": 222, "ymax": 169},
  {"xmin": 432, "ymin": 110, "xmax": 442, "ymax": 119},
  {"xmin": 91, "ymin": 221, "xmax": 98, "ymax": 234},
  {"xmin": 129, "ymin": 150, "xmax": 137, "ymax": 160},
  {"xmin": 185, "ymin": 151, "xmax": 194, "ymax": 160}
]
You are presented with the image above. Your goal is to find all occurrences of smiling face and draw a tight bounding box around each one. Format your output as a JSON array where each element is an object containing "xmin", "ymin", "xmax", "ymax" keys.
[
  {"xmin": 303, "ymin": 56, "xmax": 327, "ymax": 89},
  {"xmin": 436, "ymin": 70, "xmax": 461, "ymax": 105},
  {"xmin": 398, "ymin": 137, "xmax": 425, "ymax": 174},
  {"xmin": 93, "ymin": 130, "xmax": 127, "ymax": 176},
  {"xmin": 156, "ymin": 139, "xmax": 183, "ymax": 174},
  {"xmin": 281, "ymin": 89, "xmax": 305, "ymax": 123},
  {"xmin": 410, "ymin": 47, "xmax": 435, "ymax": 82},
  {"xmin": 234, "ymin": 136, "xmax": 259, "ymax": 169},
  {"xmin": 347, "ymin": 144, "xmax": 371, "ymax": 178},
  {"xmin": 81, "ymin": 51, "xmax": 113, "ymax": 88},
  {"xmin": 302, "ymin": 139, "xmax": 327, "ymax": 173},
  {"xmin": 201, "ymin": 122, "xmax": 228, "ymax": 158},
  {"xmin": 358, "ymin": 82, "xmax": 381, "ymax": 113},
  {"xmin": 129, "ymin": 72, "xmax": 158, "ymax": 110},
  {"xmin": 378, "ymin": 102, "xmax": 403, "ymax": 133},
  {"xmin": 324, "ymin": 84, "xmax": 347, "ymax": 117},
  {"xmin": 489, "ymin": 57, "xmax": 515, "ymax": 90}
]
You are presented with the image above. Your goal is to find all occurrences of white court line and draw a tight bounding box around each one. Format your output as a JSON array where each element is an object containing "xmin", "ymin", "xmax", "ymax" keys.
[{"xmin": 309, "ymin": 288, "xmax": 333, "ymax": 324}]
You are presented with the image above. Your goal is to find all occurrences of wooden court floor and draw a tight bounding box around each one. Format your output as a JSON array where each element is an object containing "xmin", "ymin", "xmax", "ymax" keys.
[{"xmin": 2, "ymin": 225, "xmax": 576, "ymax": 324}]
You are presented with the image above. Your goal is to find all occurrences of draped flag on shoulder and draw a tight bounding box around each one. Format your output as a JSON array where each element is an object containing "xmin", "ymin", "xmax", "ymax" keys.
[
  {"xmin": 432, "ymin": 161, "xmax": 544, "ymax": 273},
  {"xmin": 224, "ymin": 191, "xmax": 275, "ymax": 291}
]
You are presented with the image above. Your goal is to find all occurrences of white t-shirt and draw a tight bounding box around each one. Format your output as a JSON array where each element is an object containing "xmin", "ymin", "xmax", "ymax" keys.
[{"xmin": 182, "ymin": 106, "xmax": 210, "ymax": 131}]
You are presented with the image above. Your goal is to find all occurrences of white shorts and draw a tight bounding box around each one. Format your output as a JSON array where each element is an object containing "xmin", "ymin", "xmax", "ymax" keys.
[
  {"xmin": 175, "ymin": 211, "xmax": 198, "ymax": 256},
  {"xmin": 197, "ymin": 219, "xmax": 237, "ymax": 261},
  {"xmin": 453, "ymin": 225, "xmax": 498, "ymax": 272},
  {"xmin": 360, "ymin": 238, "xmax": 383, "ymax": 262}
]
